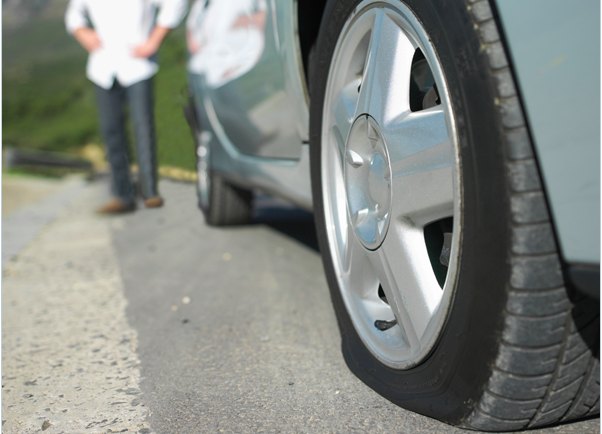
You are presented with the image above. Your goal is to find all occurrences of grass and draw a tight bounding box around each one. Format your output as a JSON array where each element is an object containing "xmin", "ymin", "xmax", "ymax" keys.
[
  {"xmin": 3, "ymin": 3, "xmax": 196, "ymax": 172},
  {"xmin": 153, "ymin": 28, "xmax": 196, "ymax": 172}
]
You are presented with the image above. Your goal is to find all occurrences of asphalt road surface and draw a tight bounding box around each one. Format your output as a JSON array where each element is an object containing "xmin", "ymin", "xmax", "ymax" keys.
[{"xmin": 2, "ymin": 176, "xmax": 600, "ymax": 434}]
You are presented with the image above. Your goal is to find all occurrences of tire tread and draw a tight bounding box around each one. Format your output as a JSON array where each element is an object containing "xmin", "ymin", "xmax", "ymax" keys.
[
  {"xmin": 463, "ymin": 1, "xmax": 600, "ymax": 431},
  {"xmin": 205, "ymin": 172, "xmax": 252, "ymax": 226}
]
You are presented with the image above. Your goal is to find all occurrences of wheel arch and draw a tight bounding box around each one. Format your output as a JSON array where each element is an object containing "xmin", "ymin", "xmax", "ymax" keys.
[{"xmin": 296, "ymin": 0, "xmax": 329, "ymax": 94}]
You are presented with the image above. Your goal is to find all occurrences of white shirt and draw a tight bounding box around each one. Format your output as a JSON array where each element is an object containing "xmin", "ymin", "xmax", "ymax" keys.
[
  {"xmin": 65, "ymin": 0, "xmax": 188, "ymax": 89},
  {"xmin": 187, "ymin": 0, "xmax": 267, "ymax": 88}
]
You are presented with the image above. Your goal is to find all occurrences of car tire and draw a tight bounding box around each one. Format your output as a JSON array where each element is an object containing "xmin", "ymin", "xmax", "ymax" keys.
[
  {"xmin": 309, "ymin": 0, "xmax": 599, "ymax": 430},
  {"xmin": 195, "ymin": 132, "xmax": 253, "ymax": 226}
]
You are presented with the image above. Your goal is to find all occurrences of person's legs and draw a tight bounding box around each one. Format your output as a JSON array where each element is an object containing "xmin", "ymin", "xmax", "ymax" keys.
[
  {"xmin": 125, "ymin": 78, "xmax": 159, "ymax": 202},
  {"xmin": 95, "ymin": 80, "xmax": 136, "ymax": 206}
]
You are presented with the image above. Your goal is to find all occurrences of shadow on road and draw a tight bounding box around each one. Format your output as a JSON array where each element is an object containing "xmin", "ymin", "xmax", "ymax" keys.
[{"xmin": 252, "ymin": 194, "xmax": 319, "ymax": 252}]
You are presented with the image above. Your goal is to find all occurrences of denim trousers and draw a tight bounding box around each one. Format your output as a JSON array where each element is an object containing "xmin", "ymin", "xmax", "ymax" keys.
[{"xmin": 95, "ymin": 78, "xmax": 158, "ymax": 203}]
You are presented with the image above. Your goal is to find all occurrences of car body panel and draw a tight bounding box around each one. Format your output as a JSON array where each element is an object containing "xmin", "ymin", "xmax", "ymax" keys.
[
  {"xmin": 188, "ymin": 0, "xmax": 308, "ymax": 160},
  {"xmin": 189, "ymin": 72, "xmax": 313, "ymax": 210},
  {"xmin": 495, "ymin": 0, "xmax": 601, "ymax": 265},
  {"xmin": 187, "ymin": 0, "xmax": 313, "ymax": 209}
]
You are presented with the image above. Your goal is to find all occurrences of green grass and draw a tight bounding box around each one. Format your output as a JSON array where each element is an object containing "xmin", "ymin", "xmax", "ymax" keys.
[
  {"xmin": 154, "ymin": 27, "xmax": 196, "ymax": 172},
  {"xmin": 3, "ymin": 6, "xmax": 195, "ymax": 172}
]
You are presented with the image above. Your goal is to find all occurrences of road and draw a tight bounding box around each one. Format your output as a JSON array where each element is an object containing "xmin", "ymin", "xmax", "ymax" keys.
[{"xmin": 2, "ymin": 176, "xmax": 600, "ymax": 433}]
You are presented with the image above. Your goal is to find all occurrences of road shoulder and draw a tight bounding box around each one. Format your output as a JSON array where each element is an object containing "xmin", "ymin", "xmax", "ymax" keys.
[{"xmin": 2, "ymin": 181, "xmax": 152, "ymax": 434}]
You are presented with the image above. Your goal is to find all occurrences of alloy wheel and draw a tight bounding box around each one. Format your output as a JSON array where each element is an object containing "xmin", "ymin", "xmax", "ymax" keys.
[{"xmin": 321, "ymin": 0, "xmax": 462, "ymax": 369}]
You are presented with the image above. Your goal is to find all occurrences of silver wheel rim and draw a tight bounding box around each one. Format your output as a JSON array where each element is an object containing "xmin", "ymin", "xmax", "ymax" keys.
[
  {"xmin": 321, "ymin": 0, "xmax": 462, "ymax": 369},
  {"xmin": 197, "ymin": 131, "xmax": 211, "ymax": 209}
]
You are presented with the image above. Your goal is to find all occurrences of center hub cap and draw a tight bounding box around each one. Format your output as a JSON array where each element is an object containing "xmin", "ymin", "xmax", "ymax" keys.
[{"xmin": 344, "ymin": 115, "xmax": 392, "ymax": 250}]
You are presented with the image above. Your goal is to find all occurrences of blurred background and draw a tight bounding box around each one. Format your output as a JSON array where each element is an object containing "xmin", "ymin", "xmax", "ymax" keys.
[{"xmin": 3, "ymin": 0, "xmax": 196, "ymax": 179}]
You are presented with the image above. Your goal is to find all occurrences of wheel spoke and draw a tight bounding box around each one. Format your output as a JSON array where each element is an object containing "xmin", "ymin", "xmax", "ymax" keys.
[
  {"xmin": 355, "ymin": 10, "xmax": 415, "ymax": 125},
  {"xmin": 327, "ymin": 143, "xmax": 348, "ymax": 252},
  {"xmin": 330, "ymin": 81, "xmax": 362, "ymax": 160},
  {"xmin": 331, "ymin": 81, "xmax": 361, "ymax": 148},
  {"xmin": 385, "ymin": 106, "xmax": 455, "ymax": 226},
  {"xmin": 330, "ymin": 124, "xmax": 347, "ymax": 168},
  {"xmin": 342, "ymin": 222, "xmax": 378, "ymax": 299},
  {"xmin": 368, "ymin": 225, "xmax": 443, "ymax": 344}
]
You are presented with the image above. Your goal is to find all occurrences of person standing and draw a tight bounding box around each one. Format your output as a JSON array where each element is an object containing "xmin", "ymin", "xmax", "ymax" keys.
[{"xmin": 65, "ymin": 0, "xmax": 188, "ymax": 213}]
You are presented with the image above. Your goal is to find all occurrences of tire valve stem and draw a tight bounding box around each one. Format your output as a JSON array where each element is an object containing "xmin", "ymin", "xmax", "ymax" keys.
[
  {"xmin": 439, "ymin": 232, "xmax": 453, "ymax": 267},
  {"xmin": 374, "ymin": 318, "xmax": 398, "ymax": 331}
]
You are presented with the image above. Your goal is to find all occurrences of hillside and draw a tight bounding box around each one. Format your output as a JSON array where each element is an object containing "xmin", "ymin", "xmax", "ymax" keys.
[{"xmin": 2, "ymin": 0, "xmax": 195, "ymax": 172}]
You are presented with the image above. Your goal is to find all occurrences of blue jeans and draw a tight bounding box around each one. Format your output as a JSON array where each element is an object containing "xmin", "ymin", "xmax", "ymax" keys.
[{"xmin": 95, "ymin": 78, "xmax": 158, "ymax": 203}]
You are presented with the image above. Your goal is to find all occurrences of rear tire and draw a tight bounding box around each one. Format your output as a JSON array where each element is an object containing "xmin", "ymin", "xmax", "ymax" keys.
[
  {"xmin": 309, "ymin": 0, "xmax": 599, "ymax": 430},
  {"xmin": 195, "ymin": 132, "xmax": 252, "ymax": 226},
  {"xmin": 203, "ymin": 171, "xmax": 253, "ymax": 226}
]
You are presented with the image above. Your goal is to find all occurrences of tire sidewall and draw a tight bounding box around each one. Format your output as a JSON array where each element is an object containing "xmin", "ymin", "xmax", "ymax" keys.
[{"xmin": 310, "ymin": 0, "xmax": 512, "ymax": 424}]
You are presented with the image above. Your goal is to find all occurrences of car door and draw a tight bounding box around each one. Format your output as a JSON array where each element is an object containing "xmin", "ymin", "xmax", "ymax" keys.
[{"xmin": 199, "ymin": 0, "xmax": 308, "ymax": 160}]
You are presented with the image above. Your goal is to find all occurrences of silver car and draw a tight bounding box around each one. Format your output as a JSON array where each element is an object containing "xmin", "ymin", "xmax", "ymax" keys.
[{"xmin": 184, "ymin": 0, "xmax": 600, "ymax": 430}]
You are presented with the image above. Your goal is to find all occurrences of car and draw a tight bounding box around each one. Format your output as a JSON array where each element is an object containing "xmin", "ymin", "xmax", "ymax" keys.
[{"xmin": 184, "ymin": 0, "xmax": 600, "ymax": 430}]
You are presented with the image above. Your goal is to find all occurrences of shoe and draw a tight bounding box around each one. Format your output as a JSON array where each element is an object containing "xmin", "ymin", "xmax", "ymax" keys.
[
  {"xmin": 96, "ymin": 198, "xmax": 135, "ymax": 214},
  {"xmin": 145, "ymin": 196, "xmax": 164, "ymax": 208}
]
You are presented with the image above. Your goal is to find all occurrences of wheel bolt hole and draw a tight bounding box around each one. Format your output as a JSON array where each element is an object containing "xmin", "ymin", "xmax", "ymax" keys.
[
  {"xmin": 424, "ymin": 217, "xmax": 453, "ymax": 288},
  {"xmin": 409, "ymin": 49, "xmax": 439, "ymax": 112},
  {"xmin": 378, "ymin": 284, "xmax": 388, "ymax": 304}
]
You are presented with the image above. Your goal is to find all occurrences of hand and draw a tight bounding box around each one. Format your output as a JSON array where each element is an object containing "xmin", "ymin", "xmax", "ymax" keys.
[
  {"xmin": 231, "ymin": 11, "xmax": 267, "ymax": 30},
  {"xmin": 133, "ymin": 26, "xmax": 171, "ymax": 58},
  {"xmin": 231, "ymin": 15, "xmax": 252, "ymax": 29},
  {"xmin": 186, "ymin": 30, "xmax": 201, "ymax": 54},
  {"xmin": 133, "ymin": 39, "xmax": 161, "ymax": 58},
  {"xmin": 73, "ymin": 27, "xmax": 102, "ymax": 53}
]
